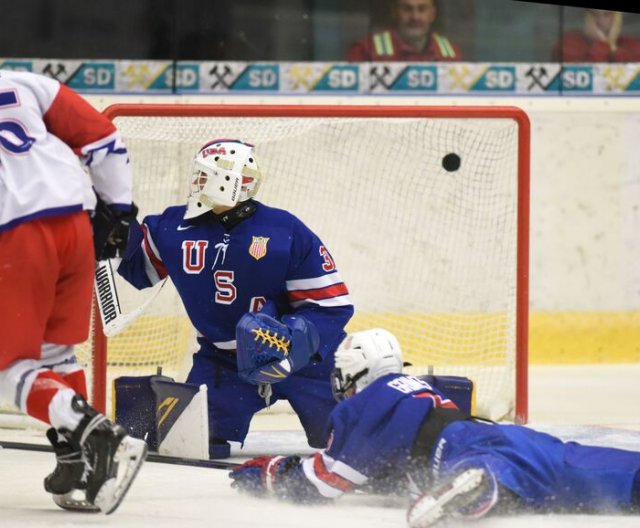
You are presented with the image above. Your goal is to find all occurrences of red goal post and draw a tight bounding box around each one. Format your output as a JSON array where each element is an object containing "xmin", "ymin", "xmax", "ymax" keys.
[{"xmin": 86, "ymin": 104, "xmax": 530, "ymax": 424}]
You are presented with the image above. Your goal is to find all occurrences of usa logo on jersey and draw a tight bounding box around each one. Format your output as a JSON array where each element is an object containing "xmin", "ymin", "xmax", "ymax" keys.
[{"xmin": 249, "ymin": 236, "xmax": 269, "ymax": 260}]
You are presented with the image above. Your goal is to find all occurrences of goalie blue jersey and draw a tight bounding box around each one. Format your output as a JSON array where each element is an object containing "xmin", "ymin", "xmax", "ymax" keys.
[
  {"xmin": 117, "ymin": 200, "xmax": 354, "ymax": 362},
  {"xmin": 297, "ymin": 373, "xmax": 640, "ymax": 511}
]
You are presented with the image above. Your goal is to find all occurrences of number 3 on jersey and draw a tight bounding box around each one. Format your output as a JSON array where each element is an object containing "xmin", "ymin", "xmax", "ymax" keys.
[{"xmin": 320, "ymin": 245, "xmax": 336, "ymax": 272}]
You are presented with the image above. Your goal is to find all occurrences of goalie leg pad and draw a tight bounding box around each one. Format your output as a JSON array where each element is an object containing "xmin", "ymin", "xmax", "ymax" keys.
[
  {"xmin": 276, "ymin": 373, "xmax": 336, "ymax": 448},
  {"xmin": 209, "ymin": 438, "xmax": 231, "ymax": 459},
  {"xmin": 114, "ymin": 375, "xmax": 210, "ymax": 459},
  {"xmin": 186, "ymin": 351, "xmax": 265, "ymax": 445},
  {"xmin": 113, "ymin": 375, "xmax": 167, "ymax": 451}
]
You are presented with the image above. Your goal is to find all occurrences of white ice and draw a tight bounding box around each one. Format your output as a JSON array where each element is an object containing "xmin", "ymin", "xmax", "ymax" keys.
[{"xmin": 1, "ymin": 364, "xmax": 639, "ymax": 528}]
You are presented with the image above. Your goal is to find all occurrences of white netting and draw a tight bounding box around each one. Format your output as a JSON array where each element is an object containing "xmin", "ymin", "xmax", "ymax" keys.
[{"xmin": 75, "ymin": 108, "xmax": 526, "ymax": 422}]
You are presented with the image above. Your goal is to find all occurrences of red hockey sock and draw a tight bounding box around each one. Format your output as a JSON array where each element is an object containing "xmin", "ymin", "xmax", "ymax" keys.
[
  {"xmin": 25, "ymin": 370, "xmax": 73, "ymax": 425},
  {"xmin": 59, "ymin": 369, "xmax": 88, "ymax": 400}
]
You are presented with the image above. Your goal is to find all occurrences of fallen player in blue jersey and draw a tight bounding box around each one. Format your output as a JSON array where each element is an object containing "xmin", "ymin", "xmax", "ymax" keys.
[
  {"xmin": 117, "ymin": 139, "xmax": 354, "ymax": 458},
  {"xmin": 229, "ymin": 328, "xmax": 640, "ymax": 527}
]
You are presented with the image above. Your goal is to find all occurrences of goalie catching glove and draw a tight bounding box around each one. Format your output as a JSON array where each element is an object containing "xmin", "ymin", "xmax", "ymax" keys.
[{"xmin": 235, "ymin": 311, "xmax": 319, "ymax": 385}]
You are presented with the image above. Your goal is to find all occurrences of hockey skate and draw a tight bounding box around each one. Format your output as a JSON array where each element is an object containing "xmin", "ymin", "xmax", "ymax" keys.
[
  {"xmin": 48, "ymin": 396, "xmax": 147, "ymax": 514},
  {"xmin": 44, "ymin": 427, "xmax": 100, "ymax": 513},
  {"xmin": 406, "ymin": 467, "xmax": 498, "ymax": 528}
]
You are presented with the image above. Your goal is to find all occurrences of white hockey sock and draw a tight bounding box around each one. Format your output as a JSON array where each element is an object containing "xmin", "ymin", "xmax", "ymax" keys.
[{"xmin": 49, "ymin": 389, "xmax": 84, "ymax": 433}]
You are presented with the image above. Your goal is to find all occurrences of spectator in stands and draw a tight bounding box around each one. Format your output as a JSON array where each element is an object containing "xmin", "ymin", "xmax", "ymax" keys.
[
  {"xmin": 554, "ymin": 9, "xmax": 640, "ymax": 62},
  {"xmin": 346, "ymin": 0, "xmax": 462, "ymax": 62}
]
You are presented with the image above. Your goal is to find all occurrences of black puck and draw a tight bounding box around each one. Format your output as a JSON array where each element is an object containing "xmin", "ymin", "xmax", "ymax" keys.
[{"xmin": 442, "ymin": 153, "xmax": 461, "ymax": 172}]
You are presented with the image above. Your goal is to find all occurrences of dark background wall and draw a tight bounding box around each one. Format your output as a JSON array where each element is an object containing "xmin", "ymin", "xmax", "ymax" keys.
[{"xmin": 2, "ymin": 0, "xmax": 640, "ymax": 62}]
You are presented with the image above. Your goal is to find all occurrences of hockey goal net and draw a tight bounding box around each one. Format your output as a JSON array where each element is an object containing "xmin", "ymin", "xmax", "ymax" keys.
[{"xmin": 80, "ymin": 104, "xmax": 529, "ymax": 424}]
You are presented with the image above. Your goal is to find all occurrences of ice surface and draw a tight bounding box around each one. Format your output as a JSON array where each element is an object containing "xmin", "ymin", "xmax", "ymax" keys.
[{"xmin": 0, "ymin": 364, "xmax": 638, "ymax": 527}]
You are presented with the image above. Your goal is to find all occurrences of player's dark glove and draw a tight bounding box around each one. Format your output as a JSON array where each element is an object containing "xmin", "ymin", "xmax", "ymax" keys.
[
  {"xmin": 92, "ymin": 196, "xmax": 138, "ymax": 260},
  {"xmin": 236, "ymin": 312, "xmax": 319, "ymax": 385},
  {"xmin": 229, "ymin": 455, "xmax": 301, "ymax": 496}
]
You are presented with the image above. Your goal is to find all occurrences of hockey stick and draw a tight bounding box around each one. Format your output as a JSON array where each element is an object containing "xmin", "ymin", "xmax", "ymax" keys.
[
  {"xmin": 94, "ymin": 258, "xmax": 167, "ymax": 337},
  {"xmin": 2, "ymin": 440, "xmax": 408, "ymax": 507},
  {"xmin": 0, "ymin": 440, "xmax": 239, "ymax": 470}
]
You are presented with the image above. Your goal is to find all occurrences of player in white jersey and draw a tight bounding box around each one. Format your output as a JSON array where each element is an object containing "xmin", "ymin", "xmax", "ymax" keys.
[{"xmin": 0, "ymin": 70, "xmax": 146, "ymax": 514}]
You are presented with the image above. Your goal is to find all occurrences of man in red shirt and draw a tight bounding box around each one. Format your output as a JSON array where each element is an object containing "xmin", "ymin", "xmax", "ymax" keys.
[
  {"xmin": 554, "ymin": 9, "xmax": 640, "ymax": 62},
  {"xmin": 346, "ymin": 0, "xmax": 462, "ymax": 62}
]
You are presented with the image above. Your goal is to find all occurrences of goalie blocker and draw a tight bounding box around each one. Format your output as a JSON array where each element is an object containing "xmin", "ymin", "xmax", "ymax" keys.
[{"xmin": 114, "ymin": 375, "xmax": 212, "ymax": 459}]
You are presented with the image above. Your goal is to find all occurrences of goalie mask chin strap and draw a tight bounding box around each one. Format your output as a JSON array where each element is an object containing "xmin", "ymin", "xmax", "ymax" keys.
[
  {"xmin": 346, "ymin": 368, "xmax": 369, "ymax": 393},
  {"xmin": 332, "ymin": 367, "xmax": 369, "ymax": 401}
]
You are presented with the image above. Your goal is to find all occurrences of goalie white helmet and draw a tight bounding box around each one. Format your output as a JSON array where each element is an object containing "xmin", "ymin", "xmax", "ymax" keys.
[
  {"xmin": 331, "ymin": 328, "xmax": 403, "ymax": 401},
  {"xmin": 185, "ymin": 139, "xmax": 263, "ymax": 219}
]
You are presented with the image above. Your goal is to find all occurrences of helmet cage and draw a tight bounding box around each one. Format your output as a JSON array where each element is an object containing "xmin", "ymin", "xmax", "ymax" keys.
[
  {"xmin": 239, "ymin": 164, "xmax": 261, "ymax": 201},
  {"xmin": 185, "ymin": 139, "xmax": 263, "ymax": 219},
  {"xmin": 189, "ymin": 157, "xmax": 241, "ymax": 208},
  {"xmin": 332, "ymin": 328, "xmax": 403, "ymax": 398},
  {"xmin": 331, "ymin": 366, "xmax": 370, "ymax": 402}
]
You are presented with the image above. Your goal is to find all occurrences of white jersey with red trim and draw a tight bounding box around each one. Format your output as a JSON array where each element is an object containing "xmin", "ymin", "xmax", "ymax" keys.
[{"xmin": 0, "ymin": 70, "xmax": 132, "ymax": 232}]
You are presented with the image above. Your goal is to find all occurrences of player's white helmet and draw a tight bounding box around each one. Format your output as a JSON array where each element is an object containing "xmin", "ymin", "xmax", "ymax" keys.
[
  {"xmin": 331, "ymin": 328, "xmax": 403, "ymax": 401},
  {"xmin": 185, "ymin": 139, "xmax": 263, "ymax": 219}
]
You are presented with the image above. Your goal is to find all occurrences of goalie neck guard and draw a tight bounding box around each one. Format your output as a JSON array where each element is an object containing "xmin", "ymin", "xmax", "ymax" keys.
[
  {"xmin": 185, "ymin": 139, "xmax": 263, "ymax": 219},
  {"xmin": 331, "ymin": 328, "xmax": 403, "ymax": 401}
]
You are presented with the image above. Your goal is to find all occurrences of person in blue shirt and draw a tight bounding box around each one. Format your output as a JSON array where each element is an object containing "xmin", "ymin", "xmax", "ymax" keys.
[
  {"xmin": 230, "ymin": 328, "xmax": 640, "ymax": 527},
  {"xmin": 118, "ymin": 139, "xmax": 354, "ymax": 459}
]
